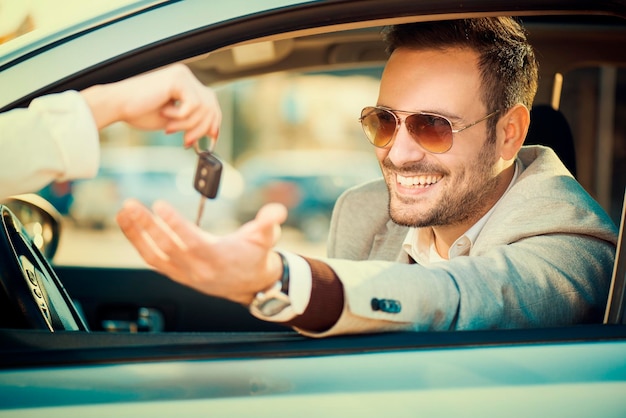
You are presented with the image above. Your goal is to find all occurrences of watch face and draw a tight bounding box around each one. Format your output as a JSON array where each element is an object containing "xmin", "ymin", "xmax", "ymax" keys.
[
  {"xmin": 250, "ymin": 280, "xmax": 292, "ymax": 318},
  {"xmin": 257, "ymin": 297, "xmax": 291, "ymax": 317}
]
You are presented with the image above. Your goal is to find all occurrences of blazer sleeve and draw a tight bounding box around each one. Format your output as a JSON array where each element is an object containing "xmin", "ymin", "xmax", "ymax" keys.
[{"xmin": 298, "ymin": 230, "xmax": 615, "ymax": 338}]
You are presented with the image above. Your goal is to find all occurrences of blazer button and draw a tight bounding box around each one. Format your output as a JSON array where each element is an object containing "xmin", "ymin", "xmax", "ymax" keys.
[{"xmin": 371, "ymin": 298, "xmax": 401, "ymax": 314}]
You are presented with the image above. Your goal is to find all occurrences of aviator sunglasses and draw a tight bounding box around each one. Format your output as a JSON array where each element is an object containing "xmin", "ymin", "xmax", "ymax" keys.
[{"xmin": 359, "ymin": 106, "xmax": 500, "ymax": 153}]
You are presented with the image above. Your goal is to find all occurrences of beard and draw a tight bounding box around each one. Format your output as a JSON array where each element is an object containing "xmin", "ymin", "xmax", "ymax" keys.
[{"xmin": 384, "ymin": 138, "xmax": 502, "ymax": 228}]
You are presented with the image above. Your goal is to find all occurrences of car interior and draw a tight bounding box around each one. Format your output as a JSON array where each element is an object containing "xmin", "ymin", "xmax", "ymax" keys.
[{"xmin": 1, "ymin": 7, "xmax": 626, "ymax": 367}]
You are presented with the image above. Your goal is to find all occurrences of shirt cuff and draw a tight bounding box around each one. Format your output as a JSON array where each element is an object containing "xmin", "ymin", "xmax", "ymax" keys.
[
  {"xmin": 281, "ymin": 250, "xmax": 312, "ymax": 315},
  {"xmin": 249, "ymin": 250, "xmax": 312, "ymax": 322}
]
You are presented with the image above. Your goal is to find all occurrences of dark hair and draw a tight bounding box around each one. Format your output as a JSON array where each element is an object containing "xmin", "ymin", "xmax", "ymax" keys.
[{"xmin": 382, "ymin": 17, "xmax": 538, "ymax": 134}]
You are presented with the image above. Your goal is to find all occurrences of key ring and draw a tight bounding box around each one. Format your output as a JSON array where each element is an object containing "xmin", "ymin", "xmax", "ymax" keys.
[{"xmin": 193, "ymin": 137, "xmax": 217, "ymax": 155}]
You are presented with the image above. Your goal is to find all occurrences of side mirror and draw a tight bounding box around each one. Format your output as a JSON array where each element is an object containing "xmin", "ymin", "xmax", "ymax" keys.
[{"xmin": 0, "ymin": 194, "xmax": 62, "ymax": 260}]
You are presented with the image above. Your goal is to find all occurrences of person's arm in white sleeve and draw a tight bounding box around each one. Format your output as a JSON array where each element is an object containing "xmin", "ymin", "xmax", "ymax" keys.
[
  {"xmin": 0, "ymin": 91, "xmax": 99, "ymax": 198},
  {"xmin": 0, "ymin": 63, "xmax": 222, "ymax": 199}
]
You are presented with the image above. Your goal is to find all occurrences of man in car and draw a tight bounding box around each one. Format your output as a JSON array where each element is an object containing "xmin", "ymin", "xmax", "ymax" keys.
[{"xmin": 117, "ymin": 17, "xmax": 618, "ymax": 337}]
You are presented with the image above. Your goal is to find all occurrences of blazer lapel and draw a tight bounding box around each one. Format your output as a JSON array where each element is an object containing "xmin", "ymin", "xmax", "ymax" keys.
[{"xmin": 370, "ymin": 218, "xmax": 409, "ymax": 262}]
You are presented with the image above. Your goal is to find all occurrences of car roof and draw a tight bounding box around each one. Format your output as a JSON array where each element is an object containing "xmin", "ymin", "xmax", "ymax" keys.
[{"xmin": 1, "ymin": 0, "xmax": 625, "ymax": 111}]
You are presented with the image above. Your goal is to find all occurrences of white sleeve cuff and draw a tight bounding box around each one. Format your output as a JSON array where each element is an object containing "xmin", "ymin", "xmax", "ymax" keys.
[
  {"xmin": 249, "ymin": 250, "xmax": 312, "ymax": 323},
  {"xmin": 281, "ymin": 250, "xmax": 311, "ymax": 315}
]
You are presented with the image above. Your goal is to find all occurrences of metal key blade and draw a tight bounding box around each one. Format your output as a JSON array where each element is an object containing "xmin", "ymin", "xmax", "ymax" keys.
[{"xmin": 196, "ymin": 196, "xmax": 207, "ymax": 226}]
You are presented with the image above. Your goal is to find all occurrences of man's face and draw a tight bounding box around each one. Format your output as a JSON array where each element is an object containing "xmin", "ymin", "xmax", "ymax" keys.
[{"xmin": 375, "ymin": 47, "xmax": 506, "ymax": 228}]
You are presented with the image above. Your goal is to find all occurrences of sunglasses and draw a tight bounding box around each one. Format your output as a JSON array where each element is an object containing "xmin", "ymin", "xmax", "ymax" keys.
[{"xmin": 359, "ymin": 106, "xmax": 500, "ymax": 153}]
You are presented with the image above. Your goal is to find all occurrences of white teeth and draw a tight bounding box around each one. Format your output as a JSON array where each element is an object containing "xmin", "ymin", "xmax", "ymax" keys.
[{"xmin": 397, "ymin": 174, "xmax": 442, "ymax": 187}]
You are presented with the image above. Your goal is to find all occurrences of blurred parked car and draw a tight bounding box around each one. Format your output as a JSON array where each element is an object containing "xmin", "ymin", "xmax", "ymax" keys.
[{"xmin": 235, "ymin": 150, "xmax": 381, "ymax": 241}]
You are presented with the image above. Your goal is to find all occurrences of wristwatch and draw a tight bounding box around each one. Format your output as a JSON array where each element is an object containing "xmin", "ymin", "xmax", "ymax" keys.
[{"xmin": 249, "ymin": 252, "xmax": 291, "ymax": 317}]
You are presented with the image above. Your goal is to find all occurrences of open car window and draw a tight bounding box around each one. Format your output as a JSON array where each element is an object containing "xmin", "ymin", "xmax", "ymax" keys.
[
  {"xmin": 40, "ymin": 23, "xmax": 626, "ymax": 268},
  {"xmin": 0, "ymin": 10, "xmax": 621, "ymax": 334},
  {"xmin": 0, "ymin": 2, "xmax": 626, "ymax": 415}
]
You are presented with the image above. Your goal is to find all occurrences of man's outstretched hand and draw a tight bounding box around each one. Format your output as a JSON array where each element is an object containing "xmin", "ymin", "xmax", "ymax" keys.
[{"xmin": 116, "ymin": 200, "xmax": 288, "ymax": 305}]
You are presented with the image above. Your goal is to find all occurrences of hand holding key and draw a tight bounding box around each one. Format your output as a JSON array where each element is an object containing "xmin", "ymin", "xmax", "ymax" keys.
[{"xmin": 193, "ymin": 138, "xmax": 223, "ymax": 226}]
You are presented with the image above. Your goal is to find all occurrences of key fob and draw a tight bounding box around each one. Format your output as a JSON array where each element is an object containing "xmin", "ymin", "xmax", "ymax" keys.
[{"xmin": 194, "ymin": 151, "xmax": 223, "ymax": 198}]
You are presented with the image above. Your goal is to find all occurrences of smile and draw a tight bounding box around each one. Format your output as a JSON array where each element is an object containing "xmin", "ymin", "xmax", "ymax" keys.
[{"xmin": 396, "ymin": 174, "xmax": 443, "ymax": 188}]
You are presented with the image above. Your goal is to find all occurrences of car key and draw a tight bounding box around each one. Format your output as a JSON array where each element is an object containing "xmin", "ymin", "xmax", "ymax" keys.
[{"xmin": 193, "ymin": 139, "xmax": 222, "ymax": 226}]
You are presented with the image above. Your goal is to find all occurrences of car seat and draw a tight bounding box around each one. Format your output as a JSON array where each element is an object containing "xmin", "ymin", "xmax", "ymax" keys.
[{"xmin": 525, "ymin": 104, "xmax": 578, "ymax": 178}]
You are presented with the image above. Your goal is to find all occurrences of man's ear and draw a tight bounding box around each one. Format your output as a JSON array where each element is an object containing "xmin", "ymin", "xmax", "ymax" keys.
[{"xmin": 498, "ymin": 104, "xmax": 530, "ymax": 161}]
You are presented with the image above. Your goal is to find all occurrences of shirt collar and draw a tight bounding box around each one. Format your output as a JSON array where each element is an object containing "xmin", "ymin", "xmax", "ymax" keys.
[{"xmin": 402, "ymin": 160, "xmax": 520, "ymax": 265}]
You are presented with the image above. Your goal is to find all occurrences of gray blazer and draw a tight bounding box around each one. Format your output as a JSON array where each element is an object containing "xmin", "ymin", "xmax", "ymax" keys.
[{"xmin": 303, "ymin": 146, "xmax": 617, "ymax": 337}]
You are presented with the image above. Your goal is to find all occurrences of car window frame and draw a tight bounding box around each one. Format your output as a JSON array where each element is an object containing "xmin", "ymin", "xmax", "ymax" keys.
[{"xmin": 0, "ymin": 0, "xmax": 625, "ymax": 368}]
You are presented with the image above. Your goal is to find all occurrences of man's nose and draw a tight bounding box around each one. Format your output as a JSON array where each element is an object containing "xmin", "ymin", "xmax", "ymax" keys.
[{"xmin": 387, "ymin": 122, "xmax": 427, "ymax": 166}]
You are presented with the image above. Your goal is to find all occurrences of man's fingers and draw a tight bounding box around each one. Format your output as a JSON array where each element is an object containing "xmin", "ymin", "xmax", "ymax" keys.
[
  {"xmin": 116, "ymin": 200, "xmax": 171, "ymax": 267},
  {"xmin": 237, "ymin": 203, "xmax": 288, "ymax": 248},
  {"xmin": 116, "ymin": 199, "xmax": 151, "ymax": 236},
  {"xmin": 256, "ymin": 203, "xmax": 289, "ymax": 226},
  {"xmin": 152, "ymin": 200, "xmax": 216, "ymax": 246}
]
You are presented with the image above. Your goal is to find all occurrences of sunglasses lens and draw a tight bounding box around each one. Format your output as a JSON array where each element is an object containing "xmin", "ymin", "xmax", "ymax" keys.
[
  {"xmin": 360, "ymin": 107, "xmax": 397, "ymax": 147},
  {"xmin": 406, "ymin": 114, "xmax": 453, "ymax": 153},
  {"xmin": 361, "ymin": 108, "xmax": 454, "ymax": 153}
]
